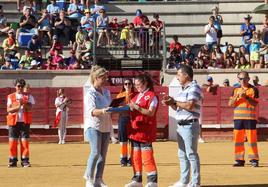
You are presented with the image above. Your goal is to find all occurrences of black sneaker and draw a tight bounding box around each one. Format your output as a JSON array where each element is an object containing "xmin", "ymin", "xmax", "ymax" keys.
[
  {"xmin": 233, "ymin": 160, "xmax": 245, "ymax": 167},
  {"xmin": 250, "ymin": 159, "xmax": 259, "ymax": 167},
  {"xmin": 21, "ymin": 161, "xmax": 31, "ymax": 168},
  {"xmin": 120, "ymin": 158, "xmax": 128, "ymax": 167},
  {"xmin": 8, "ymin": 162, "xmax": 17, "ymax": 168},
  {"xmin": 127, "ymin": 159, "xmax": 132, "ymax": 167}
]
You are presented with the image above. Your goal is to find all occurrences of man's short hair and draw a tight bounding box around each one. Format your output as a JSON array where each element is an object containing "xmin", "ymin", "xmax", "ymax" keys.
[
  {"xmin": 179, "ymin": 64, "xmax": 193, "ymax": 79},
  {"xmin": 14, "ymin": 78, "xmax": 26, "ymax": 87},
  {"xmin": 237, "ymin": 71, "xmax": 249, "ymax": 78}
]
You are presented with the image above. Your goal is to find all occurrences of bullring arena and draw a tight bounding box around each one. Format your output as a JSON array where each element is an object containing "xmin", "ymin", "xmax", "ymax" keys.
[{"xmin": 1, "ymin": 0, "xmax": 268, "ymax": 186}]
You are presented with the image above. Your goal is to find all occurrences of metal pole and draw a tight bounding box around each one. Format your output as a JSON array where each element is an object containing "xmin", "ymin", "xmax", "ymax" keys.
[
  {"xmin": 93, "ymin": 18, "xmax": 97, "ymax": 65},
  {"xmin": 162, "ymin": 21, "xmax": 167, "ymax": 71}
]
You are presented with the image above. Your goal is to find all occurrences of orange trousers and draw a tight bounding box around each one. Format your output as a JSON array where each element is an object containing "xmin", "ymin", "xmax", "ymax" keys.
[
  {"xmin": 234, "ymin": 120, "xmax": 259, "ymax": 161},
  {"xmin": 130, "ymin": 140, "xmax": 157, "ymax": 183}
]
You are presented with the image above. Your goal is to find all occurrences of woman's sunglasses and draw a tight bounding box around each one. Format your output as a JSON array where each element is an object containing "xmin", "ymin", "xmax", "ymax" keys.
[{"xmin": 124, "ymin": 82, "xmax": 131, "ymax": 86}]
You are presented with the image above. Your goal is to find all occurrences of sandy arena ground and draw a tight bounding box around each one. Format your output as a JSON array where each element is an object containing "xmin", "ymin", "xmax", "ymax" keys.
[{"xmin": 0, "ymin": 141, "xmax": 268, "ymax": 187}]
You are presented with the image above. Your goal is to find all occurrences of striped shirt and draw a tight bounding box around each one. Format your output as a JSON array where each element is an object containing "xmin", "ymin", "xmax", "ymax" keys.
[{"xmin": 174, "ymin": 80, "xmax": 202, "ymax": 121}]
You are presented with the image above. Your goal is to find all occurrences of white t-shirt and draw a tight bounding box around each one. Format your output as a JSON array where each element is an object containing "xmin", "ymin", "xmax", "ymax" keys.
[
  {"xmin": 135, "ymin": 89, "xmax": 158, "ymax": 108},
  {"xmin": 7, "ymin": 93, "xmax": 35, "ymax": 122},
  {"xmin": 205, "ymin": 24, "xmax": 217, "ymax": 43}
]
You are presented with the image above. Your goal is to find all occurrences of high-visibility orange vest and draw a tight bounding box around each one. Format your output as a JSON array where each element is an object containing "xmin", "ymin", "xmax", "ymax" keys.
[
  {"xmin": 6, "ymin": 93, "xmax": 32, "ymax": 126},
  {"xmin": 231, "ymin": 85, "xmax": 259, "ymax": 120}
]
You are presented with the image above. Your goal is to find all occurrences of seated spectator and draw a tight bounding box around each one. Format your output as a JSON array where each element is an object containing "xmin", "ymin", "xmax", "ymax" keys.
[
  {"xmin": 211, "ymin": 45, "xmax": 224, "ymax": 68},
  {"xmin": 17, "ymin": 60, "xmax": 28, "ymax": 70},
  {"xmin": 235, "ymin": 56, "xmax": 251, "ymax": 69},
  {"xmin": 0, "ymin": 5, "xmax": 10, "ymax": 35},
  {"xmin": 2, "ymin": 29, "xmax": 19, "ymax": 57},
  {"xmin": 151, "ymin": 13, "xmax": 163, "ymax": 56},
  {"xmin": 67, "ymin": 0, "xmax": 84, "ymax": 20},
  {"xmin": 43, "ymin": 56, "xmax": 57, "ymax": 70},
  {"xmin": 37, "ymin": 9, "xmax": 52, "ymax": 44},
  {"xmin": 204, "ymin": 16, "xmax": 217, "ymax": 51},
  {"xmin": 52, "ymin": 49, "xmax": 64, "ymax": 64},
  {"xmin": 20, "ymin": 49, "xmax": 33, "ymax": 69},
  {"xmin": 29, "ymin": 59, "xmax": 39, "ymax": 70},
  {"xmin": 49, "ymin": 35, "xmax": 63, "ymax": 56},
  {"xmin": 80, "ymin": 36, "xmax": 93, "ymax": 61},
  {"xmin": 181, "ymin": 45, "xmax": 194, "ymax": 67},
  {"xmin": 225, "ymin": 58, "xmax": 235, "ymax": 69},
  {"xmin": 207, "ymin": 59, "xmax": 219, "ymax": 69},
  {"xmin": 80, "ymin": 9, "xmax": 94, "ymax": 36},
  {"xmin": 169, "ymin": 35, "xmax": 183, "ymax": 65},
  {"xmin": 109, "ymin": 17, "xmax": 120, "ymax": 45},
  {"xmin": 54, "ymin": 10, "xmax": 71, "ymax": 44},
  {"xmin": 73, "ymin": 26, "xmax": 86, "ymax": 52},
  {"xmin": 96, "ymin": 8, "xmax": 110, "ymax": 46},
  {"xmin": 224, "ymin": 44, "xmax": 237, "ymax": 64},
  {"xmin": 120, "ymin": 18, "xmax": 129, "ymax": 29},
  {"xmin": 56, "ymin": 60, "xmax": 68, "ymax": 70},
  {"xmin": 66, "ymin": 50, "xmax": 78, "ymax": 68},
  {"xmin": 238, "ymin": 45, "xmax": 250, "ymax": 62},
  {"xmin": 202, "ymin": 76, "xmax": 219, "ymax": 95},
  {"xmin": 252, "ymin": 75, "xmax": 261, "ymax": 86},
  {"xmin": 223, "ymin": 79, "xmax": 230, "ymax": 87},
  {"xmin": 27, "ymin": 34, "xmax": 42, "ymax": 53},
  {"xmin": 120, "ymin": 23, "xmax": 134, "ymax": 58},
  {"xmin": 1, "ymin": 57, "xmax": 14, "ymax": 70},
  {"xmin": 248, "ymin": 30, "xmax": 265, "ymax": 68},
  {"xmin": 198, "ymin": 44, "xmax": 210, "ymax": 68},
  {"xmin": 17, "ymin": 7, "xmax": 38, "ymax": 38},
  {"xmin": 46, "ymin": 0, "xmax": 60, "ymax": 25}
]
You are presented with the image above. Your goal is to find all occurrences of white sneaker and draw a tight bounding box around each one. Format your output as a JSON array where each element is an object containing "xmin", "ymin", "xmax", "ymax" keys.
[
  {"xmin": 58, "ymin": 140, "xmax": 62, "ymax": 144},
  {"xmin": 61, "ymin": 140, "xmax": 65, "ymax": 144},
  {"xmin": 94, "ymin": 178, "xmax": 108, "ymax": 187},
  {"xmin": 111, "ymin": 137, "xmax": 119, "ymax": 144},
  {"xmin": 125, "ymin": 181, "xmax": 143, "ymax": 187},
  {"xmin": 168, "ymin": 181, "xmax": 188, "ymax": 187},
  {"xmin": 198, "ymin": 138, "xmax": 205, "ymax": 143},
  {"xmin": 187, "ymin": 183, "xmax": 201, "ymax": 187},
  {"xmin": 145, "ymin": 182, "xmax": 158, "ymax": 187},
  {"xmin": 86, "ymin": 180, "xmax": 94, "ymax": 187}
]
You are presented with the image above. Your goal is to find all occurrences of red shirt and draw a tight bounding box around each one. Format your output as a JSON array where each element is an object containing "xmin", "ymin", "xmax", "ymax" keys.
[
  {"xmin": 170, "ymin": 41, "xmax": 183, "ymax": 53},
  {"xmin": 151, "ymin": 20, "xmax": 163, "ymax": 31}
]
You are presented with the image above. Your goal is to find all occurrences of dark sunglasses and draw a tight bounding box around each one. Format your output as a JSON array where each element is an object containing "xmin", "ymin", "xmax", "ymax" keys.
[
  {"xmin": 238, "ymin": 77, "xmax": 248, "ymax": 81},
  {"xmin": 124, "ymin": 82, "xmax": 131, "ymax": 86},
  {"xmin": 16, "ymin": 84, "xmax": 24, "ymax": 88}
]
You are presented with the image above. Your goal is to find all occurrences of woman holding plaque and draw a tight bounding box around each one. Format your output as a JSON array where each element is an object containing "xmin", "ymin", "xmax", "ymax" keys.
[
  {"xmin": 84, "ymin": 65, "xmax": 112, "ymax": 187},
  {"xmin": 125, "ymin": 73, "xmax": 159, "ymax": 187},
  {"xmin": 116, "ymin": 79, "xmax": 135, "ymax": 167}
]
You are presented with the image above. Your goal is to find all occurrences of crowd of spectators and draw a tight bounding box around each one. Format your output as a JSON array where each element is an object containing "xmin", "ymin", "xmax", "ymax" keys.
[{"xmin": 167, "ymin": 7, "xmax": 268, "ymax": 70}]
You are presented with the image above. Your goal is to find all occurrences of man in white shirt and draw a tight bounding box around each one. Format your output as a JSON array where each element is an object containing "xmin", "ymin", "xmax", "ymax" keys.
[{"xmin": 204, "ymin": 16, "xmax": 218, "ymax": 52}]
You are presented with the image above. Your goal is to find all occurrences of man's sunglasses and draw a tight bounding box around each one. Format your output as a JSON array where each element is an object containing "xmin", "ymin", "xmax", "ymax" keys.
[
  {"xmin": 238, "ymin": 77, "xmax": 248, "ymax": 81},
  {"xmin": 16, "ymin": 85, "xmax": 24, "ymax": 88}
]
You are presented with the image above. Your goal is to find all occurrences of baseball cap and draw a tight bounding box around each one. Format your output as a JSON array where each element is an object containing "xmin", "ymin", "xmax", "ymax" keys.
[
  {"xmin": 84, "ymin": 9, "xmax": 90, "ymax": 13},
  {"xmin": 244, "ymin": 14, "xmax": 252, "ymax": 20},
  {"xmin": 207, "ymin": 76, "xmax": 213, "ymax": 82}
]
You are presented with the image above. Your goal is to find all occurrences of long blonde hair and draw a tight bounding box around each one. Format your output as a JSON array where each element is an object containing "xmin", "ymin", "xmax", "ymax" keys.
[{"xmin": 90, "ymin": 65, "xmax": 108, "ymax": 85}]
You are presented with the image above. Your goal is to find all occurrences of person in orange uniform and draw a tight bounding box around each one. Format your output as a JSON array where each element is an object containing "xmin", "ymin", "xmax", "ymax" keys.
[
  {"xmin": 7, "ymin": 79, "xmax": 35, "ymax": 167},
  {"xmin": 116, "ymin": 78, "xmax": 135, "ymax": 166},
  {"xmin": 125, "ymin": 74, "xmax": 159, "ymax": 187},
  {"xmin": 228, "ymin": 71, "xmax": 259, "ymax": 167}
]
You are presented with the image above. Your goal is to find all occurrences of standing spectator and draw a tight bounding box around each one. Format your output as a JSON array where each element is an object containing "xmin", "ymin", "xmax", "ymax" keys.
[
  {"xmin": 17, "ymin": 7, "xmax": 38, "ymax": 38},
  {"xmin": 7, "ymin": 79, "xmax": 35, "ymax": 167},
  {"xmin": 240, "ymin": 14, "xmax": 256, "ymax": 52},
  {"xmin": 49, "ymin": 35, "xmax": 63, "ymax": 56},
  {"xmin": 0, "ymin": 5, "xmax": 11, "ymax": 35},
  {"xmin": 83, "ymin": 66, "xmax": 112, "ymax": 187},
  {"xmin": 228, "ymin": 71, "xmax": 259, "ymax": 167},
  {"xmin": 212, "ymin": 6, "xmax": 223, "ymax": 46},
  {"xmin": 46, "ymin": 0, "xmax": 60, "ymax": 26},
  {"xmin": 55, "ymin": 89, "xmax": 70, "ymax": 144},
  {"xmin": 162, "ymin": 65, "xmax": 202, "ymax": 187},
  {"xmin": 247, "ymin": 31, "xmax": 265, "ymax": 68},
  {"xmin": 151, "ymin": 14, "xmax": 163, "ymax": 57},
  {"xmin": 37, "ymin": 9, "xmax": 52, "ymax": 43},
  {"xmin": 262, "ymin": 15, "xmax": 268, "ymax": 44},
  {"xmin": 223, "ymin": 79, "xmax": 230, "ymax": 87},
  {"xmin": 125, "ymin": 73, "xmax": 159, "ymax": 187},
  {"xmin": 252, "ymin": 75, "xmax": 261, "ymax": 86},
  {"xmin": 54, "ymin": 10, "xmax": 71, "ymax": 44},
  {"xmin": 204, "ymin": 16, "xmax": 217, "ymax": 51},
  {"xmin": 96, "ymin": 8, "xmax": 110, "ymax": 46},
  {"xmin": 115, "ymin": 79, "xmax": 135, "ymax": 167}
]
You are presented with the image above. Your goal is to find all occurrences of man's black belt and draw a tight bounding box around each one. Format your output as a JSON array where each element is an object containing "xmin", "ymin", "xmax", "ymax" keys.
[{"xmin": 178, "ymin": 119, "xmax": 198, "ymax": 126}]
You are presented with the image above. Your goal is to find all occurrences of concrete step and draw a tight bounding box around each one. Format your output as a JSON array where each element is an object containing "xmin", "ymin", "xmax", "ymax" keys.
[{"xmin": 106, "ymin": 2, "xmax": 262, "ymax": 13}]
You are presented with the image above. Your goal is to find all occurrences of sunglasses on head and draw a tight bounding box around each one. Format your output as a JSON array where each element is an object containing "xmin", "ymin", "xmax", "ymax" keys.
[{"xmin": 124, "ymin": 82, "xmax": 131, "ymax": 86}]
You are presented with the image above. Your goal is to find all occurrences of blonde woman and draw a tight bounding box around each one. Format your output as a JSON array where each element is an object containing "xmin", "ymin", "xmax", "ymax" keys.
[
  {"xmin": 55, "ymin": 89, "xmax": 69, "ymax": 144},
  {"xmin": 84, "ymin": 65, "xmax": 112, "ymax": 187}
]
